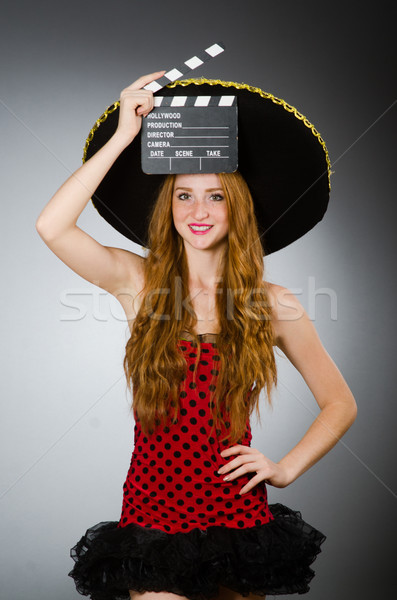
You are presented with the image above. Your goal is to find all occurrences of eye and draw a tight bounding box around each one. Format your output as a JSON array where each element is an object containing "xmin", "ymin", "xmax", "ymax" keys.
[
  {"xmin": 177, "ymin": 192, "xmax": 191, "ymax": 200},
  {"xmin": 210, "ymin": 193, "xmax": 224, "ymax": 201}
]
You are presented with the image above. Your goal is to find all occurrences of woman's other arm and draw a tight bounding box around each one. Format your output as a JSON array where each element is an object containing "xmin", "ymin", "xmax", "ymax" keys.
[{"xmin": 269, "ymin": 284, "xmax": 358, "ymax": 486}]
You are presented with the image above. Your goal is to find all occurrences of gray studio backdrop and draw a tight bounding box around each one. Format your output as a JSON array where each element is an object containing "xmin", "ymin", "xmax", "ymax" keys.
[{"xmin": 1, "ymin": 1, "xmax": 396, "ymax": 599}]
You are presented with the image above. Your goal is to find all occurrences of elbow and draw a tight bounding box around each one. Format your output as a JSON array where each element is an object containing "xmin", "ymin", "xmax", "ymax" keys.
[
  {"xmin": 348, "ymin": 390, "xmax": 358, "ymax": 417},
  {"xmin": 348, "ymin": 401, "xmax": 358, "ymax": 427},
  {"xmin": 36, "ymin": 210, "xmax": 76, "ymax": 241},
  {"xmin": 343, "ymin": 393, "xmax": 358, "ymax": 428},
  {"xmin": 35, "ymin": 218, "xmax": 48, "ymax": 241},
  {"xmin": 325, "ymin": 392, "xmax": 358, "ymax": 429},
  {"xmin": 35, "ymin": 216, "xmax": 62, "ymax": 242},
  {"xmin": 35, "ymin": 215, "xmax": 49, "ymax": 238}
]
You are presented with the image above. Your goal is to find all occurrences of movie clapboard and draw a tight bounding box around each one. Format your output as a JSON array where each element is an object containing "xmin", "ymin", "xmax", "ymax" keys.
[{"xmin": 140, "ymin": 42, "xmax": 238, "ymax": 174}]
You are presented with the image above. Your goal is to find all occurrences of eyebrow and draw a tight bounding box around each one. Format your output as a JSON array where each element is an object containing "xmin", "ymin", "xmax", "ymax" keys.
[{"xmin": 174, "ymin": 187, "xmax": 223, "ymax": 192}]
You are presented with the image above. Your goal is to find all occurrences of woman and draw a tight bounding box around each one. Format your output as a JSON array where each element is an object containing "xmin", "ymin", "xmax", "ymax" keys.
[{"xmin": 36, "ymin": 71, "xmax": 357, "ymax": 600}]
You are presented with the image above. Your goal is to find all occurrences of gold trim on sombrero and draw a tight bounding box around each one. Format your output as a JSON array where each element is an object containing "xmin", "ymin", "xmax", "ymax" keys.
[{"xmin": 83, "ymin": 101, "xmax": 120, "ymax": 163}]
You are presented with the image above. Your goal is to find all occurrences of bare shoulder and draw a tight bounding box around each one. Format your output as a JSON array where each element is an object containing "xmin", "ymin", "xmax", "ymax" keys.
[{"xmin": 266, "ymin": 283, "xmax": 305, "ymax": 346}]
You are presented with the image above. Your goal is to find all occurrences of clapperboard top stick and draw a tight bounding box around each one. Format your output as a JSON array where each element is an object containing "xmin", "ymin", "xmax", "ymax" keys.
[{"xmin": 143, "ymin": 43, "xmax": 225, "ymax": 93}]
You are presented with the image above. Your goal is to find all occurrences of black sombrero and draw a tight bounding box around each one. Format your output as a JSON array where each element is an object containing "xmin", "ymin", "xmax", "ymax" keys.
[{"xmin": 84, "ymin": 78, "xmax": 331, "ymax": 255}]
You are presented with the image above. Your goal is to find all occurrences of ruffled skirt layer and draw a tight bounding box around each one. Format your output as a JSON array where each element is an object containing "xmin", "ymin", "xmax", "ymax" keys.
[{"xmin": 69, "ymin": 502, "xmax": 326, "ymax": 600}]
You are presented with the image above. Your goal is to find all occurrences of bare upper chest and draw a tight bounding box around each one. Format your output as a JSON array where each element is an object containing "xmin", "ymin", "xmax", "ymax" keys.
[
  {"xmin": 187, "ymin": 286, "xmax": 220, "ymax": 333},
  {"xmin": 116, "ymin": 281, "xmax": 221, "ymax": 335},
  {"xmin": 115, "ymin": 280, "xmax": 279, "ymax": 342}
]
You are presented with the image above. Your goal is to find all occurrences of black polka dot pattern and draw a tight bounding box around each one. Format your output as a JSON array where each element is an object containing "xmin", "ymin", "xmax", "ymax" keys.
[{"xmin": 118, "ymin": 339, "xmax": 274, "ymax": 534}]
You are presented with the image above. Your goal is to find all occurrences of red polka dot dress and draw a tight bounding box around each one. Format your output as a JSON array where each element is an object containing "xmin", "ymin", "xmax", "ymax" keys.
[
  {"xmin": 118, "ymin": 334, "xmax": 274, "ymax": 534},
  {"xmin": 69, "ymin": 333, "xmax": 326, "ymax": 600}
]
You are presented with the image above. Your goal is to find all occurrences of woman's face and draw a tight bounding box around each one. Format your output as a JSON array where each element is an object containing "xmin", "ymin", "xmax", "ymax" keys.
[{"xmin": 171, "ymin": 173, "xmax": 229, "ymax": 250}]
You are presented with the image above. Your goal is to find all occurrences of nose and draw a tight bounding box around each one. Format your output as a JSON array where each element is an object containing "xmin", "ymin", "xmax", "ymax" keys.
[{"xmin": 191, "ymin": 198, "xmax": 209, "ymax": 220}]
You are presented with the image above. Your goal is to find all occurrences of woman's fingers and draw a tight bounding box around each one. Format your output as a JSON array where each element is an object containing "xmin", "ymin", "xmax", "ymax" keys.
[
  {"xmin": 120, "ymin": 89, "xmax": 153, "ymax": 112},
  {"xmin": 126, "ymin": 70, "xmax": 166, "ymax": 92},
  {"xmin": 219, "ymin": 455, "xmax": 258, "ymax": 479},
  {"xmin": 239, "ymin": 473, "xmax": 264, "ymax": 495},
  {"xmin": 115, "ymin": 70, "xmax": 166, "ymax": 143},
  {"xmin": 136, "ymin": 92, "xmax": 154, "ymax": 116}
]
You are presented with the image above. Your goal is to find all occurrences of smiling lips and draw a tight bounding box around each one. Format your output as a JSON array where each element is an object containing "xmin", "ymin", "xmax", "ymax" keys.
[{"xmin": 188, "ymin": 224, "xmax": 214, "ymax": 235}]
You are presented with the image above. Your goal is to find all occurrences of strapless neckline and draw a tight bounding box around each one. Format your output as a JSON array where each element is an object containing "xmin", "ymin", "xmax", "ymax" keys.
[{"xmin": 179, "ymin": 330, "xmax": 220, "ymax": 344}]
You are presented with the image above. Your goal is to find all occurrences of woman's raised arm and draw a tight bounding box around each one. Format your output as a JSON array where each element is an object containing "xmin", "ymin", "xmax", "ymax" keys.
[{"xmin": 35, "ymin": 70, "xmax": 165, "ymax": 295}]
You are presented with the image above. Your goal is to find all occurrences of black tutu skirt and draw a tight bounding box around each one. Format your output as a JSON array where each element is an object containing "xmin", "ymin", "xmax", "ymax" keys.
[{"xmin": 69, "ymin": 502, "xmax": 326, "ymax": 600}]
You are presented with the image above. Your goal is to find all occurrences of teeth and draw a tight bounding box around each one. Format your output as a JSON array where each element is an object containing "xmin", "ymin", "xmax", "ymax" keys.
[{"xmin": 190, "ymin": 225, "xmax": 212, "ymax": 231}]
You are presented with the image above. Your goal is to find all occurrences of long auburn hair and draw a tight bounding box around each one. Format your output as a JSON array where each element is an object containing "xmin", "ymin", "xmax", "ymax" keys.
[{"xmin": 123, "ymin": 171, "xmax": 278, "ymax": 445}]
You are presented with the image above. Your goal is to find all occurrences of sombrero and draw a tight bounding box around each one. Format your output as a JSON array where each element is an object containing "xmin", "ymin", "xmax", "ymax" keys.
[{"xmin": 84, "ymin": 78, "xmax": 331, "ymax": 255}]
